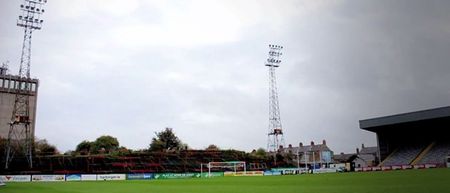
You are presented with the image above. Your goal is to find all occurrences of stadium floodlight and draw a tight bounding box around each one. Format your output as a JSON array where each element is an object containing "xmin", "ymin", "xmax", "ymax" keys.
[
  {"xmin": 4, "ymin": 0, "xmax": 47, "ymax": 170},
  {"xmin": 266, "ymin": 44, "xmax": 285, "ymax": 152}
]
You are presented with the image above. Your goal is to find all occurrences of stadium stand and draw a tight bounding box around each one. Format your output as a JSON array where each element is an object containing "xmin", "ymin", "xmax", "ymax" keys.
[
  {"xmin": 360, "ymin": 106, "xmax": 450, "ymax": 167},
  {"xmin": 380, "ymin": 144, "xmax": 426, "ymax": 166},
  {"xmin": 417, "ymin": 141, "xmax": 450, "ymax": 166}
]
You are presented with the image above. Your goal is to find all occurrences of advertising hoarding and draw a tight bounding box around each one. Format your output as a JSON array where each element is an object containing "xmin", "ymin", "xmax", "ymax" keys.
[
  {"xmin": 81, "ymin": 174, "xmax": 97, "ymax": 181},
  {"xmin": 0, "ymin": 175, "xmax": 31, "ymax": 182},
  {"xmin": 154, "ymin": 173, "xmax": 200, "ymax": 179},
  {"xmin": 200, "ymin": 172, "xmax": 224, "ymax": 178},
  {"xmin": 127, "ymin": 173, "xmax": 154, "ymax": 180},
  {"xmin": 32, "ymin": 175, "xmax": 65, "ymax": 182},
  {"xmin": 97, "ymin": 174, "xmax": 126, "ymax": 181}
]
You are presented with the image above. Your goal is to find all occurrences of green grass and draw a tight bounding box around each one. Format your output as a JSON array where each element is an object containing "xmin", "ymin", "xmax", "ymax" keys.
[{"xmin": 2, "ymin": 169, "xmax": 450, "ymax": 193}]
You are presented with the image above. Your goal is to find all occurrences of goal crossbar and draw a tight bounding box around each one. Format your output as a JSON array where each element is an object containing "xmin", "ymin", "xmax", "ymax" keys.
[{"xmin": 200, "ymin": 161, "xmax": 246, "ymax": 177}]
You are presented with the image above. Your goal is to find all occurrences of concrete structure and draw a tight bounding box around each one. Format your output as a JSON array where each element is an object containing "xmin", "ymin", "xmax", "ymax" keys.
[{"xmin": 0, "ymin": 66, "xmax": 38, "ymax": 139}]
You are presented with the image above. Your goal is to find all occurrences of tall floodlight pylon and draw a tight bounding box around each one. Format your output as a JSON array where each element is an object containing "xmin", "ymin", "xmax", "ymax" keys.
[
  {"xmin": 4, "ymin": 0, "xmax": 47, "ymax": 169},
  {"xmin": 265, "ymin": 44, "xmax": 285, "ymax": 152}
]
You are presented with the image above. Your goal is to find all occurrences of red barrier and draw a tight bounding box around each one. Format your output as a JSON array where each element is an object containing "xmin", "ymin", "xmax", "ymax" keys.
[
  {"xmin": 413, "ymin": 164, "xmax": 425, "ymax": 169},
  {"xmin": 425, "ymin": 164, "xmax": 437, "ymax": 168},
  {"xmin": 401, "ymin": 165, "xmax": 412, "ymax": 169},
  {"xmin": 371, "ymin": 167, "xmax": 381, "ymax": 171},
  {"xmin": 391, "ymin": 165, "xmax": 402, "ymax": 170}
]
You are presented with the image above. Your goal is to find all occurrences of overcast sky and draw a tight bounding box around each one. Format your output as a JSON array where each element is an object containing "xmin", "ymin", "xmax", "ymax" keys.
[{"xmin": 1, "ymin": 0, "xmax": 450, "ymax": 153}]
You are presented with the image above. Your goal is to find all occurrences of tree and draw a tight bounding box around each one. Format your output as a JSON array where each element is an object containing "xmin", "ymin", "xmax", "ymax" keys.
[
  {"xmin": 111, "ymin": 146, "xmax": 132, "ymax": 156},
  {"xmin": 92, "ymin": 135, "xmax": 119, "ymax": 154},
  {"xmin": 205, "ymin": 144, "xmax": 220, "ymax": 151},
  {"xmin": 149, "ymin": 128, "xmax": 184, "ymax": 152},
  {"xmin": 180, "ymin": 143, "xmax": 189, "ymax": 150},
  {"xmin": 35, "ymin": 139, "xmax": 58, "ymax": 155},
  {"xmin": 64, "ymin": 150, "xmax": 75, "ymax": 156},
  {"xmin": 75, "ymin": 140, "xmax": 93, "ymax": 155},
  {"xmin": 255, "ymin": 148, "xmax": 267, "ymax": 158}
]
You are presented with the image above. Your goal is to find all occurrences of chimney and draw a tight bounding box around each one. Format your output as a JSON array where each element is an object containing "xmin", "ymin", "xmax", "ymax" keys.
[
  {"xmin": 322, "ymin": 140, "xmax": 326, "ymax": 145},
  {"xmin": 311, "ymin": 141, "xmax": 315, "ymax": 146},
  {"xmin": 279, "ymin": 145, "xmax": 284, "ymax": 149},
  {"xmin": 288, "ymin": 144, "xmax": 292, "ymax": 148},
  {"xmin": 356, "ymin": 148, "xmax": 360, "ymax": 154},
  {"xmin": 299, "ymin": 142, "xmax": 303, "ymax": 147},
  {"xmin": 340, "ymin": 152, "xmax": 344, "ymax": 155},
  {"xmin": 362, "ymin": 143, "xmax": 365, "ymax": 149}
]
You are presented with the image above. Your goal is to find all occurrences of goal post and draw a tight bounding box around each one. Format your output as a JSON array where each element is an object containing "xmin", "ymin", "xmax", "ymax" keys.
[{"xmin": 200, "ymin": 161, "xmax": 246, "ymax": 177}]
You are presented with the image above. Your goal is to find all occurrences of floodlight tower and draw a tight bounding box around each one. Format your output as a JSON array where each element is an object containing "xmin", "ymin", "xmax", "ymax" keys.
[
  {"xmin": 4, "ymin": 0, "xmax": 47, "ymax": 169},
  {"xmin": 265, "ymin": 44, "xmax": 285, "ymax": 152}
]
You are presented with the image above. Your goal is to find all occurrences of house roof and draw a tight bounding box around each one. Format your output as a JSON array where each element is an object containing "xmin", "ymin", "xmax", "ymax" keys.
[
  {"xmin": 333, "ymin": 153, "xmax": 356, "ymax": 162},
  {"xmin": 359, "ymin": 146, "xmax": 378, "ymax": 155},
  {"xmin": 283, "ymin": 144, "xmax": 332, "ymax": 153},
  {"xmin": 356, "ymin": 154, "xmax": 376, "ymax": 162}
]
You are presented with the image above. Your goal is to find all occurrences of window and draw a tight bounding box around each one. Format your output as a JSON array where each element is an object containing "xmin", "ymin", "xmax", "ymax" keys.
[
  {"xmin": 0, "ymin": 79, "xmax": 3, "ymax": 88},
  {"xmin": 31, "ymin": 83, "xmax": 36, "ymax": 91},
  {"xmin": 20, "ymin": 82, "xmax": 26, "ymax": 90},
  {"xmin": 10, "ymin": 80, "xmax": 15, "ymax": 89},
  {"xmin": 4, "ymin": 79, "xmax": 9, "ymax": 88}
]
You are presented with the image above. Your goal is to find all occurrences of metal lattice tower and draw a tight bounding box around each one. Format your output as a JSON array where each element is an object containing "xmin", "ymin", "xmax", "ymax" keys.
[
  {"xmin": 265, "ymin": 44, "xmax": 285, "ymax": 152},
  {"xmin": 4, "ymin": 0, "xmax": 47, "ymax": 169}
]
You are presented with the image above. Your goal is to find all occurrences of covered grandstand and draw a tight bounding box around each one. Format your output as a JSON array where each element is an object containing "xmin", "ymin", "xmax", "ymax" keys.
[{"xmin": 360, "ymin": 106, "xmax": 450, "ymax": 167}]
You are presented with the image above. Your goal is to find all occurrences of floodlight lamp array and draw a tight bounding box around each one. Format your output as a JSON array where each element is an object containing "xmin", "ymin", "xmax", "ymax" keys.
[
  {"xmin": 17, "ymin": 0, "xmax": 47, "ymax": 30},
  {"xmin": 269, "ymin": 44, "xmax": 283, "ymax": 49},
  {"xmin": 265, "ymin": 44, "xmax": 283, "ymax": 66}
]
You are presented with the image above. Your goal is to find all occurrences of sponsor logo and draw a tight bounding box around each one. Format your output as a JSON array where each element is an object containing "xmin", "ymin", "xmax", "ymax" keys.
[
  {"xmin": 97, "ymin": 174, "xmax": 126, "ymax": 181},
  {"xmin": 272, "ymin": 171, "xmax": 282, "ymax": 175},
  {"xmin": 66, "ymin": 174, "xmax": 81, "ymax": 181},
  {"xmin": 127, "ymin": 173, "xmax": 154, "ymax": 180},
  {"xmin": 224, "ymin": 171, "xmax": 264, "ymax": 176},
  {"xmin": 154, "ymin": 173, "xmax": 200, "ymax": 179}
]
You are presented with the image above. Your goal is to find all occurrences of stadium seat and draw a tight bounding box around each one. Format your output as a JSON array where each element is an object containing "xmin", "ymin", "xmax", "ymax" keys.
[
  {"xmin": 417, "ymin": 141, "xmax": 450, "ymax": 166},
  {"xmin": 381, "ymin": 144, "xmax": 426, "ymax": 166}
]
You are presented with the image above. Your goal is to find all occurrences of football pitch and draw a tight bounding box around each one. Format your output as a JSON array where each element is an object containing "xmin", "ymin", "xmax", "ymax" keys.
[{"xmin": 2, "ymin": 169, "xmax": 449, "ymax": 193}]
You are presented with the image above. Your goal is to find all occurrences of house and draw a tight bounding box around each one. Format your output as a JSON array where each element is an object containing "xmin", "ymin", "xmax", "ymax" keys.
[{"xmin": 281, "ymin": 140, "xmax": 334, "ymax": 168}]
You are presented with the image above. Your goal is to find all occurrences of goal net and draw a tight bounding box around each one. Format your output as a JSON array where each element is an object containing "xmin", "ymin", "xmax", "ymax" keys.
[{"xmin": 201, "ymin": 161, "xmax": 246, "ymax": 177}]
